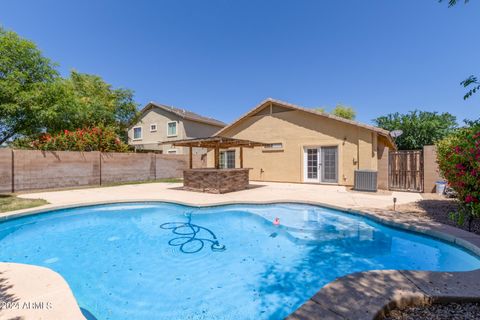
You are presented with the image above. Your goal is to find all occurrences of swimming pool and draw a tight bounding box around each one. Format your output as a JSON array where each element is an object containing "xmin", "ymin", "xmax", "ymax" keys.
[{"xmin": 0, "ymin": 202, "xmax": 479, "ymax": 320}]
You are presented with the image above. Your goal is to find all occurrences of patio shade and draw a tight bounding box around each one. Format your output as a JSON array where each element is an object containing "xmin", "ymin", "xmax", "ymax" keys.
[{"xmin": 159, "ymin": 136, "xmax": 268, "ymax": 169}]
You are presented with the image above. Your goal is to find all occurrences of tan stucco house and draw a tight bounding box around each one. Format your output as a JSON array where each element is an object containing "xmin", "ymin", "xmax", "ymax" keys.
[
  {"xmin": 208, "ymin": 98, "xmax": 395, "ymax": 188},
  {"xmin": 128, "ymin": 102, "xmax": 226, "ymax": 154}
]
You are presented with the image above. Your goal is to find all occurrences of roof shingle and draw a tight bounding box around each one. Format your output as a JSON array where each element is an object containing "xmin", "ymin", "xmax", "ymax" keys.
[{"xmin": 142, "ymin": 102, "xmax": 226, "ymax": 127}]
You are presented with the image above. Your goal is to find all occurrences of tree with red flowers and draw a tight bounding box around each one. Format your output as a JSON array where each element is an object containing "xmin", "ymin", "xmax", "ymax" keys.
[
  {"xmin": 12, "ymin": 126, "xmax": 129, "ymax": 152},
  {"xmin": 437, "ymin": 121, "xmax": 480, "ymax": 230}
]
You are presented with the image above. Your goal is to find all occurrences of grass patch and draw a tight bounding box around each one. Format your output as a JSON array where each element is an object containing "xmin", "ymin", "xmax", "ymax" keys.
[
  {"xmin": 156, "ymin": 178, "xmax": 183, "ymax": 183},
  {"xmin": 0, "ymin": 195, "xmax": 48, "ymax": 213},
  {"xmin": 100, "ymin": 178, "xmax": 183, "ymax": 187}
]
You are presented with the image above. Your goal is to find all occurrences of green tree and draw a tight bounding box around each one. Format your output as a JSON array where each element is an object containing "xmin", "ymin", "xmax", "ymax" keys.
[
  {"xmin": 440, "ymin": 0, "xmax": 469, "ymax": 7},
  {"xmin": 331, "ymin": 105, "xmax": 356, "ymax": 120},
  {"xmin": 1, "ymin": 28, "xmax": 139, "ymax": 145},
  {"xmin": 41, "ymin": 71, "xmax": 139, "ymax": 142},
  {"xmin": 373, "ymin": 110, "xmax": 457, "ymax": 150},
  {"xmin": 314, "ymin": 107, "xmax": 327, "ymax": 113},
  {"xmin": 0, "ymin": 27, "xmax": 59, "ymax": 144},
  {"xmin": 461, "ymin": 75, "xmax": 480, "ymax": 100},
  {"xmin": 314, "ymin": 104, "xmax": 356, "ymax": 120}
]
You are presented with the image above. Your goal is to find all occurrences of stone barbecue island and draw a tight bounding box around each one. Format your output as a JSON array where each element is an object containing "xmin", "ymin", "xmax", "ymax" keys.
[
  {"xmin": 183, "ymin": 168, "xmax": 250, "ymax": 193},
  {"xmin": 160, "ymin": 136, "xmax": 266, "ymax": 193}
]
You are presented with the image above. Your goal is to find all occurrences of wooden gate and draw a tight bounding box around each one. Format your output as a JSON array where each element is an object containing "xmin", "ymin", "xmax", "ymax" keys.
[{"xmin": 388, "ymin": 150, "xmax": 424, "ymax": 192}]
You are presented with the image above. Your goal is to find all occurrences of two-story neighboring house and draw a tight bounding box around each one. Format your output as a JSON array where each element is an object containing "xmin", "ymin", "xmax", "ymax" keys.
[{"xmin": 127, "ymin": 102, "xmax": 226, "ymax": 154}]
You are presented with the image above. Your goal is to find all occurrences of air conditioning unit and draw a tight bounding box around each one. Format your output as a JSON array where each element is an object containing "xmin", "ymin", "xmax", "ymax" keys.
[{"xmin": 354, "ymin": 170, "xmax": 378, "ymax": 192}]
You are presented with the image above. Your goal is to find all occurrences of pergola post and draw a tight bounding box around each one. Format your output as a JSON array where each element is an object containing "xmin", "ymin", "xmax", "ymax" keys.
[
  {"xmin": 189, "ymin": 146, "xmax": 193, "ymax": 169},
  {"xmin": 240, "ymin": 147, "xmax": 243, "ymax": 168},
  {"xmin": 214, "ymin": 147, "xmax": 220, "ymax": 169}
]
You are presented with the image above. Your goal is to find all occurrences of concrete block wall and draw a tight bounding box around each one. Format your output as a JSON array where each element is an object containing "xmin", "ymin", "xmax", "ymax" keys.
[
  {"xmin": 155, "ymin": 155, "xmax": 187, "ymax": 179},
  {"xmin": 101, "ymin": 152, "xmax": 156, "ymax": 184},
  {"xmin": 13, "ymin": 150, "xmax": 101, "ymax": 191},
  {"xmin": 0, "ymin": 149, "xmax": 13, "ymax": 193},
  {"xmin": 0, "ymin": 149, "xmax": 205, "ymax": 193}
]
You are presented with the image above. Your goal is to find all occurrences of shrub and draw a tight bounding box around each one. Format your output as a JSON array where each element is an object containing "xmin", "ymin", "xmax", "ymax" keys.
[
  {"xmin": 437, "ymin": 122, "xmax": 480, "ymax": 230},
  {"xmin": 12, "ymin": 126, "xmax": 129, "ymax": 152}
]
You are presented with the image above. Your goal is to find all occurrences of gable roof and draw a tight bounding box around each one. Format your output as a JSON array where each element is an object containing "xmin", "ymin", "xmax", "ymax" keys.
[
  {"xmin": 215, "ymin": 98, "xmax": 396, "ymax": 148},
  {"xmin": 140, "ymin": 102, "xmax": 226, "ymax": 127}
]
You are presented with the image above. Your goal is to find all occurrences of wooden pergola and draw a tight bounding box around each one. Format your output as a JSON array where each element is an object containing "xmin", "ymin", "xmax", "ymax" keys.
[{"xmin": 160, "ymin": 136, "xmax": 267, "ymax": 169}]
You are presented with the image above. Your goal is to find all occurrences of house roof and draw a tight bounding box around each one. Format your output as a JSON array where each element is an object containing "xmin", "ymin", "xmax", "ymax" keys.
[
  {"xmin": 140, "ymin": 102, "xmax": 227, "ymax": 127},
  {"xmin": 215, "ymin": 98, "xmax": 396, "ymax": 148}
]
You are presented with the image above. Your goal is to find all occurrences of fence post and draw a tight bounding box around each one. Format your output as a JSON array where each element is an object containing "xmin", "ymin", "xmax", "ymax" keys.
[
  {"xmin": 11, "ymin": 149, "xmax": 14, "ymax": 193},
  {"xmin": 99, "ymin": 152, "xmax": 102, "ymax": 186},
  {"xmin": 154, "ymin": 153, "xmax": 157, "ymax": 180}
]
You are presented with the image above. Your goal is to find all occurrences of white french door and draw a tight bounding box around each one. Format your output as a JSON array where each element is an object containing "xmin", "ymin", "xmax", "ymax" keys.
[
  {"xmin": 303, "ymin": 146, "xmax": 338, "ymax": 183},
  {"xmin": 304, "ymin": 148, "xmax": 320, "ymax": 183}
]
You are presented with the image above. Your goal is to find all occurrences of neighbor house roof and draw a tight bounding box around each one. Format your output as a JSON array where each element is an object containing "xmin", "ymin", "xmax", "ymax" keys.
[
  {"xmin": 140, "ymin": 102, "xmax": 227, "ymax": 127},
  {"xmin": 214, "ymin": 98, "xmax": 396, "ymax": 148}
]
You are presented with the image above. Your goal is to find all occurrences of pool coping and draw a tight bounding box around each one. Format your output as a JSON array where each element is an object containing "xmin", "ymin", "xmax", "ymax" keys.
[{"xmin": 2, "ymin": 199, "xmax": 480, "ymax": 320}]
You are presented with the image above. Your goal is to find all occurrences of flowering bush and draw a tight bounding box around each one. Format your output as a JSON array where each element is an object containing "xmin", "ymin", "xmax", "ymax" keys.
[
  {"xmin": 13, "ymin": 126, "xmax": 129, "ymax": 152},
  {"xmin": 437, "ymin": 122, "xmax": 480, "ymax": 230}
]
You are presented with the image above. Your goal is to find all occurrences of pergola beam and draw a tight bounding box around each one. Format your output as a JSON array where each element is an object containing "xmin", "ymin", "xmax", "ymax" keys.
[
  {"xmin": 159, "ymin": 136, "xmax": 267, "ymax": 170},
  {"xmin": 159, "ymin": 136, "xmax": 267, "ymax": 149}
]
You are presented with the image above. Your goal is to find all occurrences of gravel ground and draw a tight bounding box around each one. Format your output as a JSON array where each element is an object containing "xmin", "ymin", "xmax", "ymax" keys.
[
  {"xmin": 383, "ymin": 302, "xmax": 480, "ymax": 320},
  {"xmin": 388, "ymin": 194, "xmax": 480, "ymax": 235}
]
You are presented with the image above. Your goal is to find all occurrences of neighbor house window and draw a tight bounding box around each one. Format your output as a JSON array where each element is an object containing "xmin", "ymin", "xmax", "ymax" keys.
[
  {"xmin": 264, "ymin": 143, "xmax": 283, "ymax": 149},
  {"xmin": 133, "ymin": 127, "xmax": 142, "ymax": 140},
  {"xmin": 167, "ymin": 149, "xmax": 177, "ymax": 154},
  {"xmin": 150, "ymin": 124, "xmax": 157, "ymax": 132},
  {"xmin": 220, "ymin": 150, "xmax": 235, "ymax": 169},
  {"xmin": 167, "ymin": 121, "xmax": 177, "ymax": 136}
]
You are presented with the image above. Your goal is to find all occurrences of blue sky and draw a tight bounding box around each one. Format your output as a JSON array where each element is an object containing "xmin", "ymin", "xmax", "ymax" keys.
[{"xmin": 1, "ymin": 0, "xmax": 479, "ymax": 125}]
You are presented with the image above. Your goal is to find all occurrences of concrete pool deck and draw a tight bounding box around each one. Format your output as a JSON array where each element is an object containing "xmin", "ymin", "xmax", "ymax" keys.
[
  {"xmin": 12, "ymin": 181, "xmax": 422, "ymax": 213},
  {"xmin": 1, "ymin": 182, "xmax": 479, "ymax": 320}
]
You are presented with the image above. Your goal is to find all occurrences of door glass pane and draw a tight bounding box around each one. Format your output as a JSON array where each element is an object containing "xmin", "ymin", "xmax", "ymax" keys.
[
  {"xmin": 220, "ymin": 151, "xmax": 235, "ymax": 169},
  {"xmin": 219, "ymin": 152, "xmax": 226, "ymax": 169},
  {"xmin": 307, "ymin": 149, "xmax": 318, "ymax": 179},
  {"xmin": 321, "ymin": 147, "xmax": 337, "ymax": 183},
  {"xmin": 226, "ymin": 151, "xmax": 235, "ymax": 168}
]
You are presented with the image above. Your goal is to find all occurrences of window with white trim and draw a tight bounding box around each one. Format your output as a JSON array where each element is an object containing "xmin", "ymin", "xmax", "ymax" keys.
[
  {"xmin": 167, "ymin": 121, "xmax": 177, "ymax": 136},
  {"xmin": 264, "ymin": 143, "xmax": 283, "ymax": 149},
  {"xmin": 150, "ymin": 124, "xmax": 157, "ymax": 132},
  {"xmin": 167, "ymin": 149, "xmax": 178, "ymax": 154},
  {"xmin": 133, "ymin": 127, "xmax": 142, "ymax": 140}
]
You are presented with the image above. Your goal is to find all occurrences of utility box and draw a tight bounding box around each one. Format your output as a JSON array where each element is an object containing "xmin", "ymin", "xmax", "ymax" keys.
[{"xmin": 354, "ymin": 170, "xmax": 378, "ymax": 192}]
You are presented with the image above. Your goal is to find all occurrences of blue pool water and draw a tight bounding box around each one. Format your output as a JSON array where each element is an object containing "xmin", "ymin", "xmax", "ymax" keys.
[{"xmin": 0, "ymin": 202, "xmax": 479, "ymax": 320}]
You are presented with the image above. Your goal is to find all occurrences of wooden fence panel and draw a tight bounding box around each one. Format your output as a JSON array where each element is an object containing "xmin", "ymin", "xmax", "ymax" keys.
[{"xmin": 388, "ymin": 150, "xmax": 424, "ymax": 192}]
